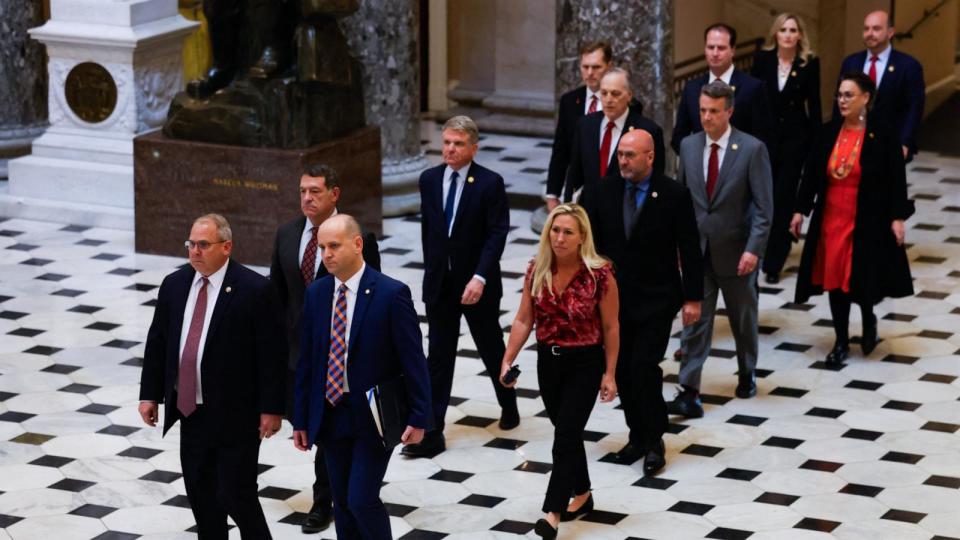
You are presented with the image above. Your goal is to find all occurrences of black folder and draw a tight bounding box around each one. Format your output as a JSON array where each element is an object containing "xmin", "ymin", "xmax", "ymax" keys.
[{"xmin": 367, "ymin": 375, "xmax": 409, "ymax": 448}]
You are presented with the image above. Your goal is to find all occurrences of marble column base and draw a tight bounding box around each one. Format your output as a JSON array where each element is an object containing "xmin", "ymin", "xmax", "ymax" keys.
[
  {"xmin": 0, "ymin": 124, "xmax": 46, "ymax": 179},
  {"xmin": 0, "ymin": 183, "xmax": 134, "ymax": 229},
  {"xmin": 382, "ymin": 153, "xmax": 431, "ymax": 216}
]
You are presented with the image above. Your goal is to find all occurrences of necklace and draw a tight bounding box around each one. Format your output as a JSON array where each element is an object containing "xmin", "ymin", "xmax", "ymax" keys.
[{"xmin": 829, "ymin": 127, "xmax": 864, "ymax": 179}]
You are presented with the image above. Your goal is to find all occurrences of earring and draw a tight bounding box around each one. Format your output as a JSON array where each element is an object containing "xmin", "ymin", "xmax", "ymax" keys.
[{"xmin": 858, "ymin": 109, "xmax": 866, "ymax": 122}]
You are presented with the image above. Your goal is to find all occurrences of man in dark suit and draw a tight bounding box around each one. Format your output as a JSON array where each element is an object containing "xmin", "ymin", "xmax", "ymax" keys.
[
  {"xmin": 835, "ymin": 10, "xmax": 924, "ymax": 161},
  {"xmin": 563, "ymin": 68, "xmax": 666, "ymax": 202},
  {"xmin": 581, "ymin": 129, "xmax": 703, "ymax": 475},
  {"xmin": 403, "ymin": 115, "xmax": 518, "ymax": 458},
  {"xmin": 545, "ymin": 40, "xmax": 613, "ymax": 212},
  {"xmin": 139, "ymin": 213, "xmax": 286, "ymax": 539},
  {"xmin": 269, "ymin": 163, "xmax": 380, "ymax": 534},
  {"xmin": 669, "ymin": 81, "xmax": 773, "ymax": 418},
  {"xmin": 293, "ymin": 214, "xmax": 431, "ymax": 540},
  {"xmin": 671, "ymin": 23, "xmax": 773, "ymax": 153}
]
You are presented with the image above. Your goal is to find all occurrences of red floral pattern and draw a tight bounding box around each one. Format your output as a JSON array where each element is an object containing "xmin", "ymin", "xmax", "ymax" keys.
[{"xmin": 525, "ymin": 260, "xmax": 614, "ymax": 346}]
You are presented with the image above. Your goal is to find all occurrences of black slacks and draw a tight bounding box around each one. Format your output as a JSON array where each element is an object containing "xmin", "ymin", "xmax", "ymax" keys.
[
  {"xmin": 426, "ymin": 284, "xmax": 516, "ymax": 432},
  {"xmin": 617, "ymin": 308, "xmax": 673, "ymax": 449},
  {"xmin": 285, "ymin": 369, "xmax": 332, "ymax": 507},
  {"xmin": 537, "ymin": 344, "xmax": 604, "ymax": 513},
  {"xmin": 179, "ymin": 406, "xmax": 271, "ymax": 540}
]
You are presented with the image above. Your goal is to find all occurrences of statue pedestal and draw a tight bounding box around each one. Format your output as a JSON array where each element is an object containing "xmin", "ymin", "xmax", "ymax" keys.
[
  {"xmin": 1, "ymin": 0, "xmax": 197, "ymax": 229},
  {"xmin": 134, "ymin": 126, "xmax": 382, "ymax": 267}
]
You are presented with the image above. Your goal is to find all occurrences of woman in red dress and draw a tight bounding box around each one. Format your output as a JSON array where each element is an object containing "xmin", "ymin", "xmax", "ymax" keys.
[
  {"xmin": 791, "ymin": 71, "xmax": 914, "ymax": 365},
  {"xmin": 499, "ymin": 204, "xmax": 619, "ymax": 539}
]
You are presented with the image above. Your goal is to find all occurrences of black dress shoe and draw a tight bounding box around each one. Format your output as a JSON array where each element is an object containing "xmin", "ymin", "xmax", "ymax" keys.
[
  {"xmin": 560, "ymin": 493, "xmax": 593, "ymax": 522},
  {"xmin": 643, "ymin": 440, "xmax": 666, "ymax": 477},
  {"xmin": 764, "ymin": 272, "xmax": 780, "ymax": 284},
  {"xmin": 401, "ymin": 431, "xmax": 445, "ymax": 458},
  {"xmin": 301, "ymin": 503, "xmax": 333, "ymax": 534},
  {"xmin": 612, "ymin": 442, "xmax": 644, "ymax": 465},
  {"xmin": 825, "ymin": 342, "xmax": 849, "ymax": 366},
  {"xmin": 534, "ymin": 519, "xmax": 558, "ymax": 539},
  {"xmin": 861, "ymin": 316, "xmax": 879, "ymax": 356},
  {"xmin": 498, "ymin": 409, "xmax": 520, "ymax": 430},
  {"xmin": 666, "ymin": 387, "xmax": 704, "ymax": 418},
  {"xmin": 735, "ymin": 372, "xmax": 757, "ymax": 399}
]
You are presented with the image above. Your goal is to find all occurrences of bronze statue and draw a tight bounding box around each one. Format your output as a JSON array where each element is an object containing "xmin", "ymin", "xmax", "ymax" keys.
[{"xmin": 164, "ymin": 0, "xmax": 365, "ymax": 148}]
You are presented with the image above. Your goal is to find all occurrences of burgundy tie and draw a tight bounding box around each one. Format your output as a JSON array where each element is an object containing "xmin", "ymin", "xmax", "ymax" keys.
[
  {"xmin": 177, "ymin": 277, "xmax": 209, "ymax": 417},
  {"xmin": 301, "ymin": 226, "xmax": 318, "ymax": 285},
  {"xmin": 599, "ymin": 121, "xmax": 616, "ymax": 178},
  {"xmin": 868, "ymin": 55, "xmax": 879, "ymax": 85},
  {"xmin": 587, "ymin": 95, "xmax": 598, "ymax": 114},
  {"xmin": 706, "ymin": 143, "xmax": 720, "ymax": 200}
]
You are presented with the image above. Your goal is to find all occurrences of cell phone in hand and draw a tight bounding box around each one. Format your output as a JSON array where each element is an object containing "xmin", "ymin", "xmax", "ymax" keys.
[{"xmin": 502, "ymin": 365, "xmax": 521, "ymax": 385}]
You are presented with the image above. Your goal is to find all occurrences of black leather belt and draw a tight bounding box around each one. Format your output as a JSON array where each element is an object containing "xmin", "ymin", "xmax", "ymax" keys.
[{"xmin": 537, "ymin": 343, "xmax": 603, "ymax": 356}]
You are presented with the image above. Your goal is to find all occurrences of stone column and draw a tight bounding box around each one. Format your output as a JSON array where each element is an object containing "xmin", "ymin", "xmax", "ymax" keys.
[
  {"xmin": 533, "ymin": 0, "xmax": 674, "ymax": 231},
  {"xmin": 0, "ymin": 0, "xmax": 47, "ymax": 179},
  {"xmin": 340, "ymin": 0, "xmax": 430, "ymax": 216}
]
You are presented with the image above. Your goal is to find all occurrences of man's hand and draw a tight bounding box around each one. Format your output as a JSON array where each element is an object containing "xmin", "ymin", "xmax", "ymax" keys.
[
  {"xmin": 681, "ymin": 301, "xmax": 701, "ymax": 326},
  {"xmin": 891, "ymin": 219, "xmax": 905, "ymax": 246},
  {"xmin": 259, "ymin": 413, "xmax": 282, "ymax": 440},
  {"xmin": 546, "ymin": 197, "xmax": 560, "ymax": 212},
  {"xmin": 400, "ymin": 426, "xmax": 425, "ymax": 445},
  {"xmin": 138, "ymin": 401, "xmax": 158, "ymax": 427},
  {"xmin": 902, "ymin": 145, "xmax": 909, "ymax": 160},
  {"xmin": 293, "ymin": 430, "xmax": 310, "ymax": 451},
  {"xmin": 737, "ymin": 252, "xmax": 759, "ymax": 276},
  {"xmin": 790, "ymin": 213, "xmax": 804, "ymax": 240},
  {"xmin": 461, "ymin": 277, "xmax": 485, "ymax": 305}
]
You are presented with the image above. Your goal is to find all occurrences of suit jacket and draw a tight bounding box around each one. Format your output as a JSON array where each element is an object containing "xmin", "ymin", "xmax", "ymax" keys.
[
  {"xmin": 835, "ymin": 49, "xmax": 925, "ymax": 158},
  {"xmin": 751, "ymin": 49, "xmax": 822, "ymax": 158},
  {"xmin": 581, "ymin": 173, "xmax": 703, "ymax": 320},
  {"xmin": 794, "ymin": 118, "xmax": 914, "ymax": 305},
  {"xmin": 140, "ymin": 260, "xmax": 286, "ymax": 443},
  {"xmin": 562, "ymin": 109, "xmax": 666, "ymax": 202},
  {"xmin": 671, "ymin": 69, "xmax": 773, "ymax": 153},
  {"xmin": 293, "ymin": 266, "xmax": 432, "ymax": 446},
  {"xmin": 677, "ymin": 128, "xmax": 774, "ymax": 277},
  {"xmin": 270, "ymin": 215, "xmax": 381, "ymax": 371},
  {"xmin": 419, "ymin": 161, "xmax": 509, "ymax": 305}
]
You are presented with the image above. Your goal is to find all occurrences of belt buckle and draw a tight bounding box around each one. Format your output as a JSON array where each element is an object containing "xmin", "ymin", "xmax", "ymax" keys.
[{"xmin": 551, "ymin": 345, "xmax": 560, "ymax": 356}]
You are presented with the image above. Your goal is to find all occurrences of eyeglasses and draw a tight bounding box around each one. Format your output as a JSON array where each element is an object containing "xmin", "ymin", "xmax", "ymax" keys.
[
  {"xmin": 184, "ymin": 240, "xmax": 226, "ymax": 251},
  {"xmin": 835, "ymin": 91, "xmax": 860, "ymax": 101}
]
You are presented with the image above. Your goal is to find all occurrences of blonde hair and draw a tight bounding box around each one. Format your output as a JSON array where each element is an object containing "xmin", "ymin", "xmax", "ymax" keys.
[
  {"xmin": 530, "ymin": 204, "xmax": 608, "ymax": 298},
  {"xmin": 764, "ymin": 13, "xmax": 814, "ymax": 65}
]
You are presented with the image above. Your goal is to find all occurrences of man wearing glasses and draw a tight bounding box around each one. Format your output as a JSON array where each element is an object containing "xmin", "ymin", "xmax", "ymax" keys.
[{"xmin": 139, "ymin": 213, "xmax": 286, "ymax": 539}]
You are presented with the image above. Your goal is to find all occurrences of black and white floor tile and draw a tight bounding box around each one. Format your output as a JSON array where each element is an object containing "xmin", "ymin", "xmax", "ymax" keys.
[{"xmin": 1, "ymin": 122, "xmax": 959, "ymax": 539}]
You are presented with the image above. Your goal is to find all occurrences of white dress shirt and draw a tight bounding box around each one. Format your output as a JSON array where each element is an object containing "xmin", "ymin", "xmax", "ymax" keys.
[
  {"xmin": 599, "ymin": 109, "xmax": 630, "ymax": 170},
  {"xmin": 178, "ymin": 259, "xmax": 229, "ymax": 404},
  {"xmin": 584, "ymin": 88, "xmax": 601, "ymax": 115},
  {"xmin": 710, "ymin": 64, "xmax": 735, "ymax": 85},
  {"xmin": 703, "ymin": 125, "xmax": 732, "ymax": 182},
  {"xmin": 777, "ymin": 63, "xmax": 789, "ymax": 91},
  {"xmin": 331, "ymin": 262, "xmax": 366, "ymax": 392},
  {"xmin": 862, "ymin": 44, "xmax": 892, "ymax": 88},
  {"xmin": 299, "ymin": 209, "xmax": 338, "ymax": 276}
]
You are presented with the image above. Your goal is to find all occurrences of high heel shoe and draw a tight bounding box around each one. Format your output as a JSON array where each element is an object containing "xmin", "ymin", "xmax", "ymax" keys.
[
  {"xmin": 560, "ymin": 493, "xmax": 593, "ymax": 522},
  {"xmin": 534, "ymin": 518, "xmax": 558, "ymax": 539}
]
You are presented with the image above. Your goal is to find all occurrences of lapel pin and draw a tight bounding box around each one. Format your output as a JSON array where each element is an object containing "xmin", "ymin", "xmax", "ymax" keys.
[
  {"xmin": 365, "ymin": 289, "xmax": 370, "ymax": 294},
  {"xmin": 869, "ymin": 132, "xmax": 875, "ymax": 138},
  {"xmin": 791, "ymin": 71, "xmax": 797, "ymax": 77},
  {"xmin": 731, "ymin": 85, "xmax": 736, "ymax": 91},
  {"xmin": 225, "ymin": 286, "xmax": 232, "ymax": 293},
  {"xmin": 628, "ymin": 125, "xmax": 634, "ymax": 131},
  {"xmin": 652, "ymin": 191, "xmax": 658, "ymax": 198},
  {"xmin": 888, "ymin": 66, "xmax": 894, "ymax": 72},
  {"xmin": 467, "ymin": 176, "xmax": 475, "ymax": 184},
  {"xmin": 731, "ymin": 143, "xmax": 739, "ymax": 150}
]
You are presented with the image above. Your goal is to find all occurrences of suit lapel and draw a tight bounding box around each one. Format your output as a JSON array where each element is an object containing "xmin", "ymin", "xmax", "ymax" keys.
[
  {"xmin": 203, "ymin": 261, "xmax": 238, "ymax": 354},
  {"xmin": 431, "ymin": 165, "xmax": 445, "ymax": 219},
  {"xmin": 584, "ymin": 114, "xmax": 602, "ymax": 179},
  {"xmin": 287, "ymin": 216, "xmax": 309, "ymax": 293},
  {"xmin": 711, "ymin": 130, "xmax": 743, "ymax": 206},
  {"xmin": 316, "ymin": 277, "xmax": 334, "ymax": 369},
  {"xmin": 631, "ymin": 176, "xmax": 660, "ymax": 236},
  {"xmin": 346, "ymin": 267, "xmax": 376, "ymax": 361},
  {"xmin": 170, "ymin": 268, "xmax": 191, "ymax": 357},
  {"xmin": 687, "ymin": 132, "xmax": 708, "ymax": 204}
]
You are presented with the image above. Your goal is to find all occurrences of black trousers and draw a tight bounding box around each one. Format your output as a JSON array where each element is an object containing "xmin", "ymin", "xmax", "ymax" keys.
[
  {"xmin": 179, "ymin": 406, "xmax": 271, "ymax": 540},
  {"xmin": 286, "ymin": 370, "xmax": 332, "ymax": 507},
  {"xmin": 617, "ymin": 309, "xmax": 673, "ymax": 449},
  {"xmin": 426, "ymin": 284, "xmax": 517, "ymax": 432},
  {"xmin": 828, "ymin": 290, "xmax": 875, "ymax": 344},
  {"xmin": 537, "ymin": 344, "xmax": 604, "ymax": 513}
]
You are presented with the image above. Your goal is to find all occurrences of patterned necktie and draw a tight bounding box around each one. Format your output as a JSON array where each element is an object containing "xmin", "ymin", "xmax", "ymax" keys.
[
  {"xmin": 587, "ymin": 95, "xmax": 598, "ymax": 114},
  {"xmin": 599, "ymin": 121, "xmax": 616, "ymax": 178},
  {"xmin": 177, "ymin": 277, "xmax": 209, "ymax": 417},
  {"xmin": 301, "ymin": 226, "xmax": 318, "ymax": 285},
  {"xmin": 868, "ymin": 55, "xmax": 879, "ymax": 85},
  {"xmin": 325, "ymin": 284, "xmax": 348, "ymax": 406},
  {"xmin": 706, "ymin": 143, "xmax": 720, "ymax": 200},
  {"xmin": 444, "ymin": 171, "xmax": 459, "ymax": 235}
]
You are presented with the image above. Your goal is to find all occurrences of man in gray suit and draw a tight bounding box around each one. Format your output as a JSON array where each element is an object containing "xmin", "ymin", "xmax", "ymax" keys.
[{"xmin": 668, "ymin": 81, "xmax": 773, "ymax": 418}]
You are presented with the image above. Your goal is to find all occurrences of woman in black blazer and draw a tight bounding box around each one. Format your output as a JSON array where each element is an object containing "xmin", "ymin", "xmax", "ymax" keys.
[
  {"xmin": 752, "ymin": 13, "xmax": 821, "ymax": 284},
  {"xmin": 790, "ymin": 72, "xmax": 914, "ymax": 366}
]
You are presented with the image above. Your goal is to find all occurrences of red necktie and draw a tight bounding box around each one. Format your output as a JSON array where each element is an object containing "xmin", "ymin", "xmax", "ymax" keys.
[
  {"xmin": 177, "ymin": 277, "xmax": 209, "ymax": 417},
  {"xmin": 868, "ymin": 55, "xmax": 879, "ymax": 85},
  {"xmin": 301, "ymin": 226, "xmax": 318, "ymax": 285},
  {"xmin": 706, "ymin": 143, "xmax": 720, "ymax": 200},
  {"xmin": 599, "ymin": 121, "xmax": 616, "ymax": 178},
  {"xmin": 587, "ymin": 95, "xmax": 598, "ymax": 114},
  {"xmin": 326, "ymin": 284, "xmax": 348, "ymax": 405}
]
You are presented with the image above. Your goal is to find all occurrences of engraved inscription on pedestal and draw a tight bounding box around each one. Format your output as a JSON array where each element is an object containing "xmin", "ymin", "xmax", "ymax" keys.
[{"xmin": 65, "ymin": 62, "xmax": 117, "ymax": 123}]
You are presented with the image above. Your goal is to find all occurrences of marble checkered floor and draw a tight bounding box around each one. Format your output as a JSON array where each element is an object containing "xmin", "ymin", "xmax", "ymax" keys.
[{"xmin": 1, "ymin": 122, "xmax": 960, "ymax": 539}]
